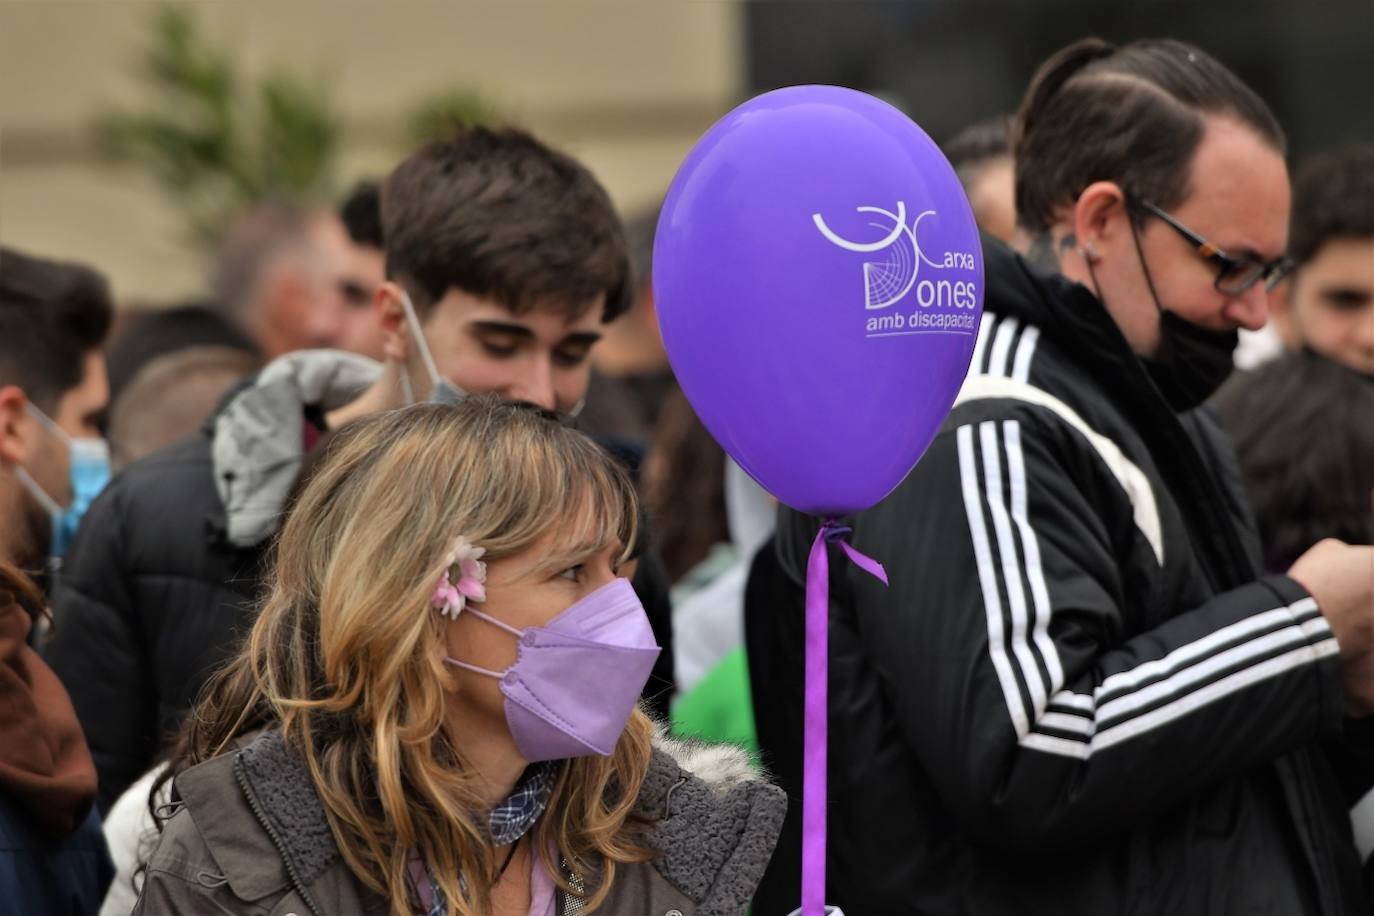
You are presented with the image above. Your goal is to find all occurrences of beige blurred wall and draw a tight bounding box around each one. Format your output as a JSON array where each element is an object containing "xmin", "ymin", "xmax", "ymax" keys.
[{"xmin": 0, "ymin": 1, "xmax": 743, "ymax": 305}]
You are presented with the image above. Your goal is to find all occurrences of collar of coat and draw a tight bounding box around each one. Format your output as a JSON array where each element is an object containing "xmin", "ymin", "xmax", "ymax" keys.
[
  {"xmin": 172, "ymin": 726, "xmax": 784, "ymax": 915},
  {"xmin": 975, "ymin": 234, "xmax": 1259, "ymax": 588}
]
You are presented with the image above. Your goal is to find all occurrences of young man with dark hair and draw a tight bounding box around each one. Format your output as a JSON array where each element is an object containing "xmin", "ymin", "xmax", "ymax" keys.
[
  {"xmin": 47, "ymin": 125, "xmax": 675, "ymax": 814},
  {"xmin": 751, "ymin": 37, "xmax": 1372, "ymax": 915},
  {"xmin": 0, "ymin": 245, "xmax": 114, "ymax": 911},
  {"xmin": 1270, "ymin": 145, "xmax": 1374, "ymax": 376}
]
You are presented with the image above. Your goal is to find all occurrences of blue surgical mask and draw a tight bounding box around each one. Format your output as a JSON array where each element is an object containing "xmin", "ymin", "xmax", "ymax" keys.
[
  {"xmin": 15, "ymin": 405, "xmax": 111, "ymax": 559},
  {"xmin": 399, "ymin": 290, "xmax": 467, "ymax": 406}
]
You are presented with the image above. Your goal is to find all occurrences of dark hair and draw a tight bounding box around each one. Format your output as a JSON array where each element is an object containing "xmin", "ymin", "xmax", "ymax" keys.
[
  {"xmin": 643, "ymin": 387, "xmax": 730, "ymax": 581},
  {"xmin": 105, "ymin": 303, "xmax": 260, "ymax": 403},
  {"xmin": 943, "ymin": 115, "xmax": 1012, "ymax": 188},
  {"xmin": 339, "ymin": 180, "xmax": 384, "ymax": 249},
  {"xmin": 1213, "ymin": 351, "xmax": 1374, "ymax": 572},
  {"xmin": 1014, "ymin": 37, "xmax": 1285, "ymax": 235},
  {"xmin": 1288, "ymin": 145, "xmax": 1374, "ymax": 267},
  {"xmin": 0, "ymin": 246, "xmax": 114, "ymax": 412},
  {"xmin": 382, "ymin": 124, "xmax": 631, "ymax": 323}
]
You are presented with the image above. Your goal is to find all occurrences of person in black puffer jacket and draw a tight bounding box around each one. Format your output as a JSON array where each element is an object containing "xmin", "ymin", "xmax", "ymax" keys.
[{"xmin": 45, "ymin": 125, "xmax": 678, "ymax": 813}]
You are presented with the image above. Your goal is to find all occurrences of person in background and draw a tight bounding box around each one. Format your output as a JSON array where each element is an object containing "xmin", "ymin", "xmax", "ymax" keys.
[
  {"xmin": 750, "ymin": 37, "xmax": 1372, "ymax": 915},
  {"xmin": 1214, "ymin": 352, "xmax": 1374, "ymax": 576},
  {"xmin": 944, "ymin": 114, "xmax": 1016, "ymax": 244},
  {"xmin": 104, "ymin": 303, "xmax": 260, "ymax": 405},
  {"xmin": 1268, "ymin": 145, "xmax": 1374, "ymax": 377},
  {"xmin": 579, "ymin": 204, "xmax": 677, "ymax": 466},
  {"xmin": 102, "ymin": 304, "xmax": 263, "ymax": 471},
  {"xmin": 0, "ymin": 247, "xmax": 114, "ymax": 913},
  {"xmin": 1214, "ymin": 345, "xmax": 1374, "ymax": 899},
  {"xmin": 332, "ymin": 180, "xmax": 390, "ymax": 360},
  {"xmin": 644, "ymin": 389, "xmax": 774, "ymax": 753},
  {"xmin": 643, "ymin": 388, "xmax": 731, "ymax": 587},
  {"xmin": 209, "ymin": 201, "xmax": 351, "ymax": 359},
  {"xmin": 107, "ymin": 346, "xmax": 263, "ymax": 472},
  {"xmin": 0, "ymin": 562, "xmax": 113, "ymax": 915},
  {"xmin": 47, "ymin": 124, "xmax": 675, "ymax": 816},
  {"xmin": 0, "ymin": 247, "xmax": 113, "ymax": 582}
]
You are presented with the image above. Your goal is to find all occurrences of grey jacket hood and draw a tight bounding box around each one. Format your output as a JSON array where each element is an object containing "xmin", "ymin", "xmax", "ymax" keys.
[
  {"xmin": 159, "ymin": 727, "xmax": 784, "ymax": 916},
  {"xmin": 211, "ymin": 349, "xmax": 380, "ymax": 547}
]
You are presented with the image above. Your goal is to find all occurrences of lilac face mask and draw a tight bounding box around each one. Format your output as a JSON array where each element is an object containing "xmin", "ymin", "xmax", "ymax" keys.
[{"xmin": 443, "ymin": 578, "xmax": 661, "ymax": 762}]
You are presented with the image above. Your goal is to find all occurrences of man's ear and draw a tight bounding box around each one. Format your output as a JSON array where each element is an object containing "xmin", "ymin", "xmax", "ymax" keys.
[
  {"xmin": 0, "ymin": 386, "xmax": 31, "ymax": 465},
  {"xmin": 1072, "ymin": 181, "xmax": 1130, "ymax": 263},
  {"xmin": 376, "ymin": 281, "xmax": 410, "ymax": 362}
]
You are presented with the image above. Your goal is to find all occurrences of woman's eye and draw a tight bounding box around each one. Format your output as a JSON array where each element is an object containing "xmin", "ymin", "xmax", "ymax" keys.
[{"xmin": 558, "ymin": 565, "xmax": 582, "ymax": 581}]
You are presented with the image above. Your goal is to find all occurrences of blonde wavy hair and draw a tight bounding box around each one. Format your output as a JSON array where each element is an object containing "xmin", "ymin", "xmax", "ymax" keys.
[{"xmin": 175, "ymin": 398, "xmax": 655, "ymax": 915}]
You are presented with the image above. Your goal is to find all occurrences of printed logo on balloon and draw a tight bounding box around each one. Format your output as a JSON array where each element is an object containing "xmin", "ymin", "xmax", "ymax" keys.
[{"xmin": 812, "ymin": 201, "xmax": 979, "ymax": 338}]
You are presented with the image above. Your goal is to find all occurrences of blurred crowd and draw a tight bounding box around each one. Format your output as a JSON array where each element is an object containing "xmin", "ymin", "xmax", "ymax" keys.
[{"xmin": 0, "ymin": 30, "xmax": 1370, "ymax": 916}]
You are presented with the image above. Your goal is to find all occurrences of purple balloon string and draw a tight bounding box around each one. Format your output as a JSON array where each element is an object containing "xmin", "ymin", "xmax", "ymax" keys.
[{"xmin": 803, "ymin": 520, "xmax": 888, "ymax": 916}]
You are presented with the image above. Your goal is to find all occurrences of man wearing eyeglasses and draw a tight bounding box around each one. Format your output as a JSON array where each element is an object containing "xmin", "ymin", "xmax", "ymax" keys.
[{"xmin": 753, "ymin": 36, "xmax": 1373, "ymax": 916}]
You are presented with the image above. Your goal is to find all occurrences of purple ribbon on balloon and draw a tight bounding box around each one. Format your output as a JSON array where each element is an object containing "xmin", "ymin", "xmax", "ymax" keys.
[{"xmin": 804, "ymin": 520, "xmax": 888, "ymax": 916}]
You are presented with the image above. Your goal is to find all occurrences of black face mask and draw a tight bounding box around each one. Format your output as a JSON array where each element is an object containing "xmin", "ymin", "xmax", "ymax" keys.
[
  {"xmin": 1114, "ymin": 219, "xmax": 1239, "ymax": 411},
  {"xmin": 1142, "ymin": 311, "xmax": 1239, "ymax": 410}
]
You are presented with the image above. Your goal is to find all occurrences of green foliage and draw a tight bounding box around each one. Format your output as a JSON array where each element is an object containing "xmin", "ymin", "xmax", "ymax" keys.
[
  {"xmin": 95, "ymin": 6, "xmax": 338, "ymax": 246},
  {"xmin": 405, "ymin": 87, "xmax": 501, "ymax": 147}
]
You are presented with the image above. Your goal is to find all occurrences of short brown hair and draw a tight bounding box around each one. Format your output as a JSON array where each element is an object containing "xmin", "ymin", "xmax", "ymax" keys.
[
  {"xmin": 382, "ymin": 125, "xmax": 631, "ymax": 323},
  {"xmin": 1013, "ymin": 38, "xmax": 1285, "ymax": 236},
  {"xmin": 1288, "ymin": 145, "xmax": 1374, "ymax": 267},
  {"xmin": 0, "ymin": 246, "xmax": 113, "ymax": 413}
]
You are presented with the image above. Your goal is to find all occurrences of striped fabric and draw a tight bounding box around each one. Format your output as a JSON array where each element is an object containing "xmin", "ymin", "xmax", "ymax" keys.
[{"xmin": 951, "ymin": 313, "xmax": 1340, "ymax": 761}]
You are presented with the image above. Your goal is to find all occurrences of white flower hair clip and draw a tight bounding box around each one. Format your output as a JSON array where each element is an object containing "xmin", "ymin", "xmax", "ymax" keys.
[{"xmin": 431, "ymin": 536, "xmax": 487, "ymax": 620}]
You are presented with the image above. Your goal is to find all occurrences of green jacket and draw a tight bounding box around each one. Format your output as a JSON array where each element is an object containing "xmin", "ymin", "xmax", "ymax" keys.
[{"xmin": 133, "ymin": 728, "xmax": 784, "ymax": 916}]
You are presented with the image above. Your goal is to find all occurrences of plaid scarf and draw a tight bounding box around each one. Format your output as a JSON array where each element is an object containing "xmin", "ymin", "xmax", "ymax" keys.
[{"xmin": 413, "ymin": 762, "xmax": 559, "ymax": 915}]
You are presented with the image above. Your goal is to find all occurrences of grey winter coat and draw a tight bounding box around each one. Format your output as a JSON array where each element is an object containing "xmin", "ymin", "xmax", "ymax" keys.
[{"xmin": 133, "ymin": 729, "xmax": 785, "ymax": 916}]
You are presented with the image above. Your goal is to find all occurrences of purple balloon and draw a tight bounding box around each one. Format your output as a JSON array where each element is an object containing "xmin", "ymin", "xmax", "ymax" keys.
[{"xmin": 654, "ymin": 86, "xmax": 984, "ymax": 517}]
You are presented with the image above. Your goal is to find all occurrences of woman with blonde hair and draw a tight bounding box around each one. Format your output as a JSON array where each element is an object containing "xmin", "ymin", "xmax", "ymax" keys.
[{"xmin": 134, "ymin": 398, "xmax": 784, "ymax": 915}]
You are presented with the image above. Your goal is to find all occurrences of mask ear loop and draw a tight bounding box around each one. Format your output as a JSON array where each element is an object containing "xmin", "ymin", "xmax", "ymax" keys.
[
  {"xmin": 25, "ymin": 403, "xmax": 70, "ymax": 445},
  {"xmin": 14, "ymin": 403, "xmax": 70, "ymax": 515},
  {"xmin": 14, "ymin": 466, "xmax": 62, "ymax": 516},
  {"xmin": 438, "ymin": 606, "xmax": 527, "ymax": 679},
  {"xmin": 1127, "ymin": 216, "xmax": 1169, "ymax": 319},
  {"xmin": 399, "ymin": 290, "xmax": 445, "ymax": 393}
]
